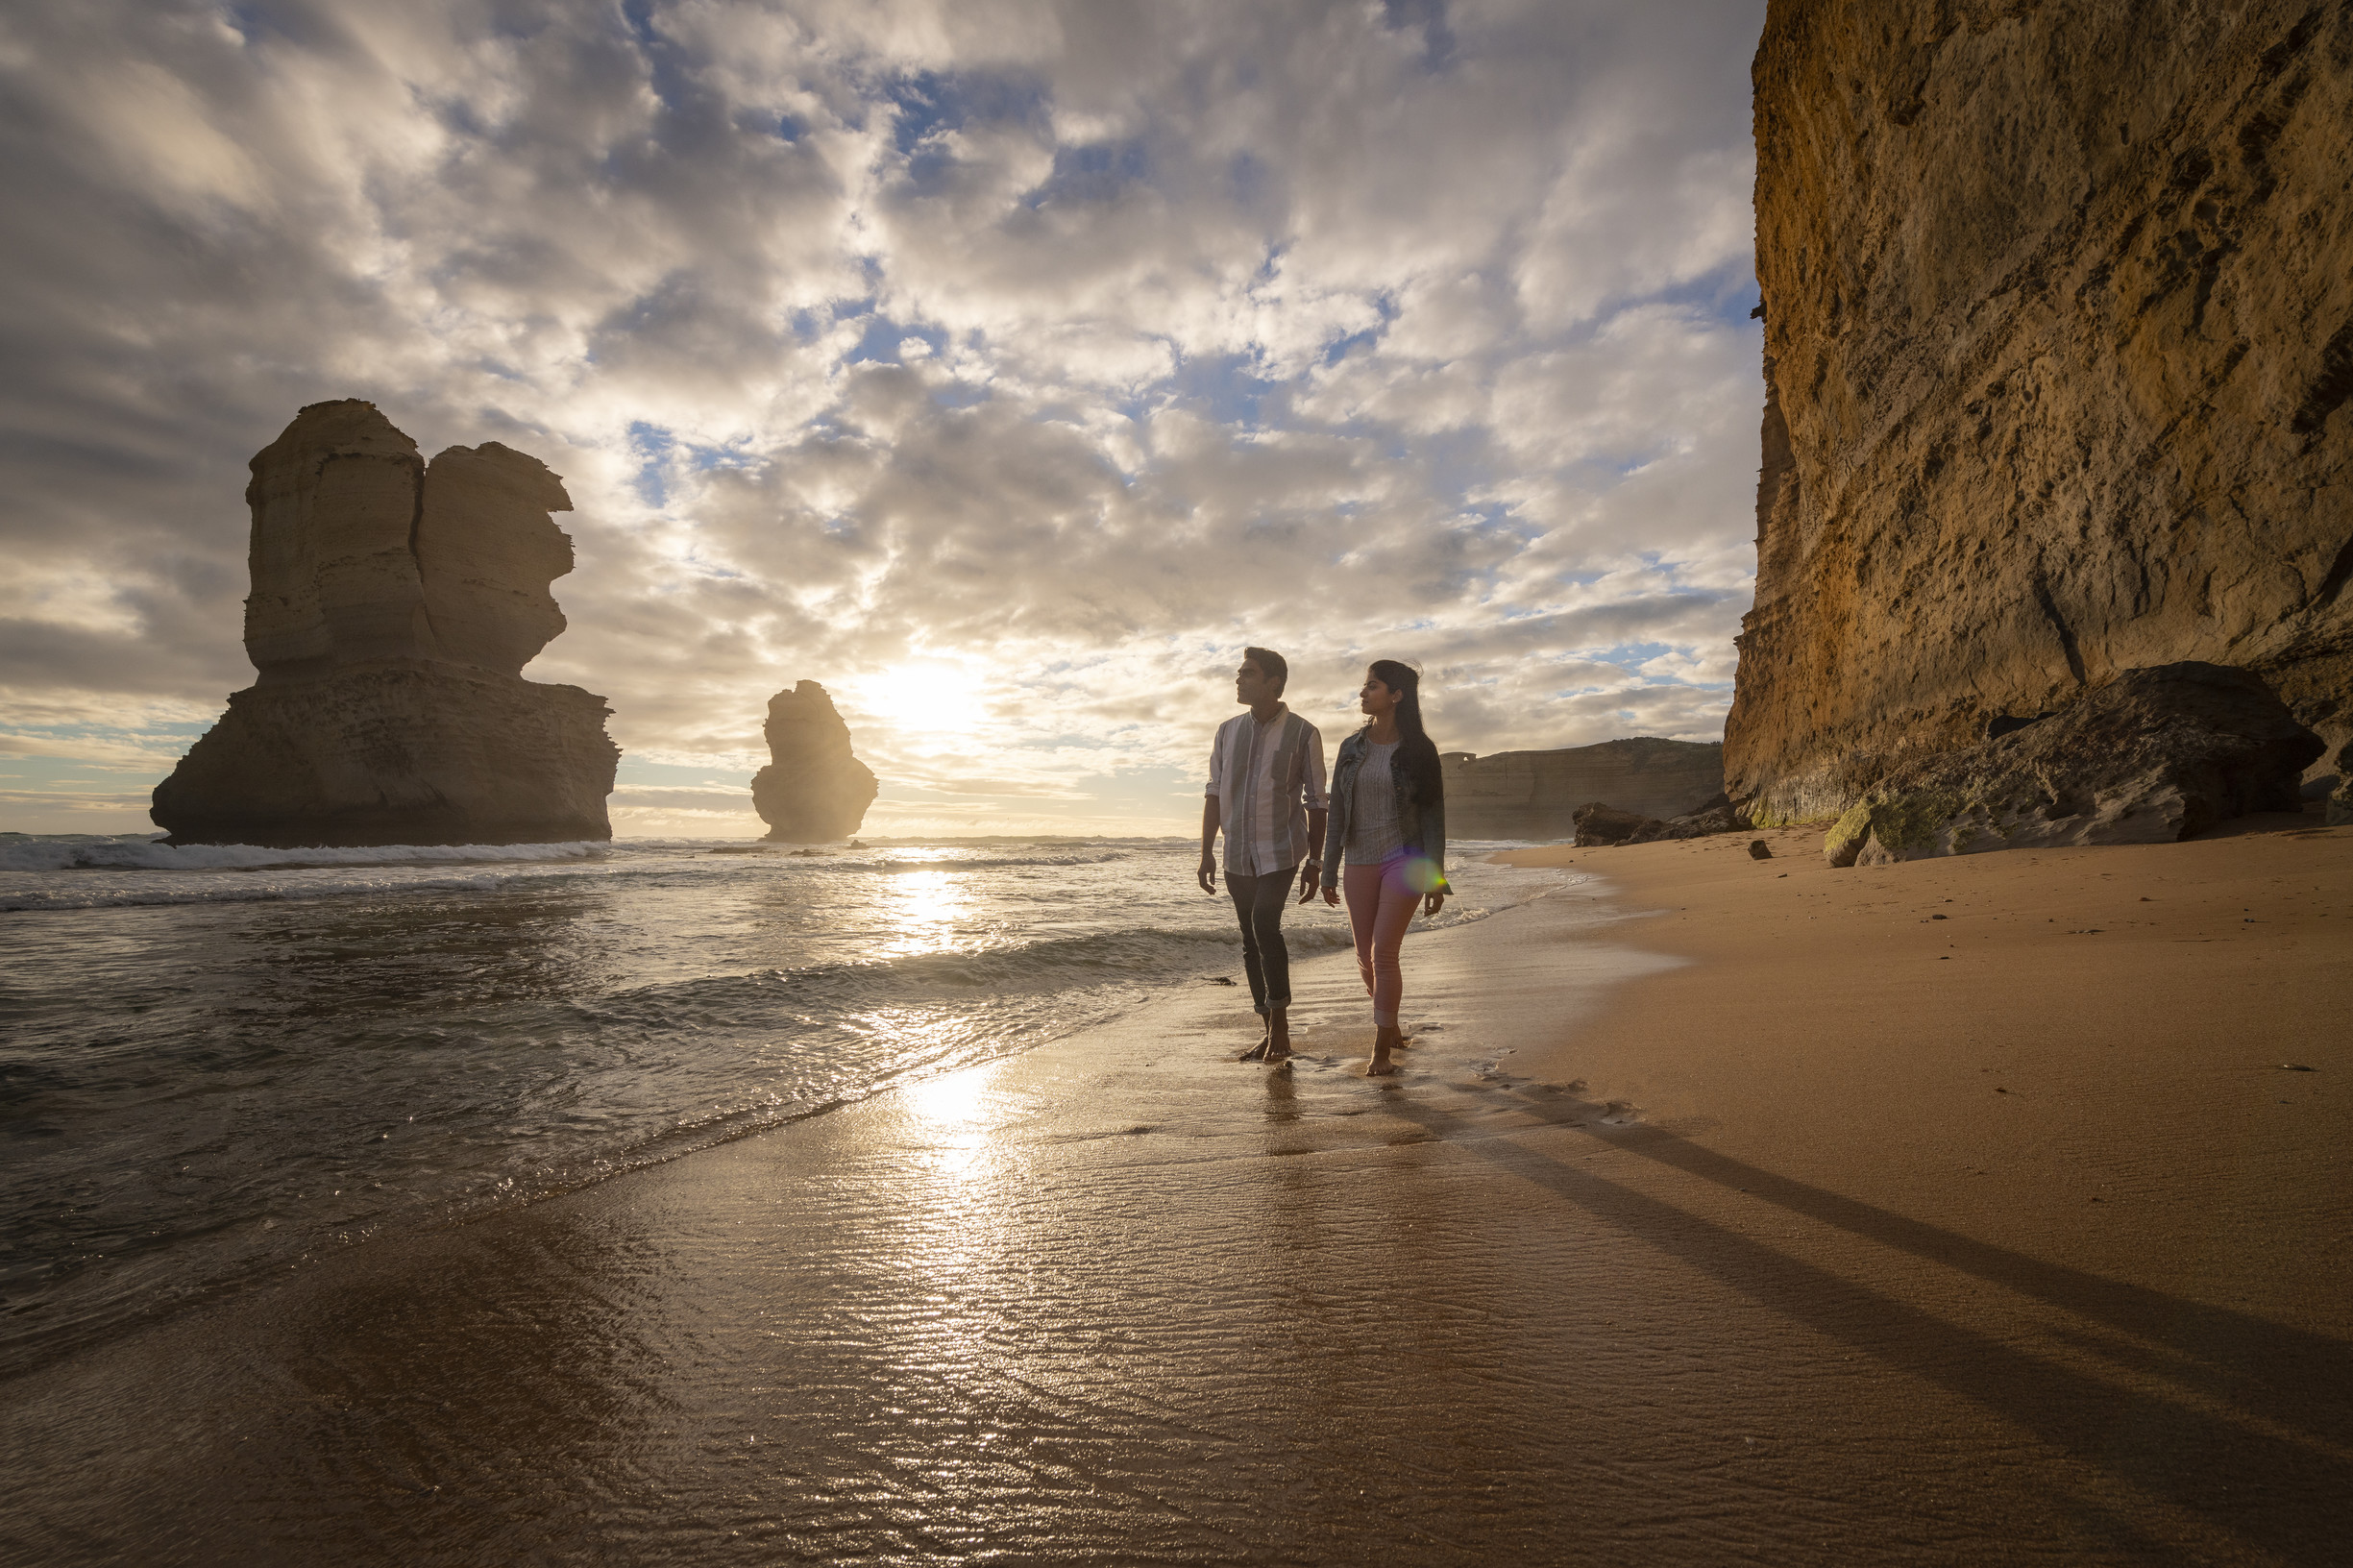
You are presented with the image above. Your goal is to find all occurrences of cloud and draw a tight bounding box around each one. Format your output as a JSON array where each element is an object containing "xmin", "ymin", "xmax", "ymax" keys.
[
  {"xmin": 0, "ymin": 0, "xmax": 1766, "ymax": 837},
  {"xmin": 0, "ymin": 729, "xmax": 188, "ymax": 772}
]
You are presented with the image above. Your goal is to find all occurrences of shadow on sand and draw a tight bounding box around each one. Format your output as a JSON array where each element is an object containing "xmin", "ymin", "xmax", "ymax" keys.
[{"xmin": 1391, "ymin": 1089, "xmax": 2353, "ymax": 1562}]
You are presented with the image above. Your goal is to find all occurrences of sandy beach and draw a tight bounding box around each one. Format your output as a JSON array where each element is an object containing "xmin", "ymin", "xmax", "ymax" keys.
[
  {"xmin": 5, "ymin": 820, "xmax": 2349, "ymax": 1565},
  {"xmin": 1497, "ymin": 812, "xmax": 2353, "ymax": 1321}
]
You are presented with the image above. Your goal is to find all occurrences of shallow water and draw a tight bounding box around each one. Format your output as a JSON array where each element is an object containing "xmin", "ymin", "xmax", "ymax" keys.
[
  {"xmin": 8, "ymin": 890, "xmax": 2327, "ymax": 1567},
  {"xmin": 0, "ymin": 833, "xmax": 1563, "ymax": 1377}
]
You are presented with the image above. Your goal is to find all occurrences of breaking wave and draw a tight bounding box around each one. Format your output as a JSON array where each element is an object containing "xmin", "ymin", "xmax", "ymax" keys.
[{"xmin": 0, "ymin": 833, "xmax": 611, "ymax": 874}]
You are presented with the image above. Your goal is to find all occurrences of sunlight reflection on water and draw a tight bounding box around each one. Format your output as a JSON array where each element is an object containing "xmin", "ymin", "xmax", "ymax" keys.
[
  {"xmin": 876, "ymin": 868, "xmax": 968, "ymax": 958},
  {"xmin": 1, "ymin": 836, "xmax": 1571, "ymax": 1380},
  {"xmin": 903, "ymin": 1066, "xmax": 994, "ymax": 1133}
]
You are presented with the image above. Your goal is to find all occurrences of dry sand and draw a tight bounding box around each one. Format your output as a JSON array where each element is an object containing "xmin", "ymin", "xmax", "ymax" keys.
[
  {"xmin": 1495, "ymin": 811, "xmax": 2353, "ymax": 1330},
  {"xmin": 3, "ymin": 819, "xmax": 2348, "ymax": 1565}
]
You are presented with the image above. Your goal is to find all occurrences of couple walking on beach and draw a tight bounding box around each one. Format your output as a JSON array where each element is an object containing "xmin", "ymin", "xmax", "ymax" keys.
[{"xmin": 1197, "ymin": 649, "xmax": 1449, "ymax": 1075}]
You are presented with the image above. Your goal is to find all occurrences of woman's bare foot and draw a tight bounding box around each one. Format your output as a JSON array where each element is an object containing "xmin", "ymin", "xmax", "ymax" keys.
[{"xmin": 1366, "ymin": 1023, "xmax": 1402, "ymax": 1075}]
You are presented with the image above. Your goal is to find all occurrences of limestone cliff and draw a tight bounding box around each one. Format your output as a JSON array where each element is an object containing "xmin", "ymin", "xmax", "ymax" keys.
[
  {"xmin": 750, "ymin": 682, "xmax": 878, "ymax": 843},
  {"xmin": 1441, "ymin": 739, "xmax": 1724, "ymax": 840},
  {"xmin": 153, "ymin": 401, "xmax": 620, "ymax": 846},
  {"xmin": 1728, "ymin": 1, "xmax": 2353, "ymax": 822}
]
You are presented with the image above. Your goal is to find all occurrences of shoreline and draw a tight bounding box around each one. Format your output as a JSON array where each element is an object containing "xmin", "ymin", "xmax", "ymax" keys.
[{"xmin": 5, "ymin": 829, "xmax": 2349, "ymax": 1563}]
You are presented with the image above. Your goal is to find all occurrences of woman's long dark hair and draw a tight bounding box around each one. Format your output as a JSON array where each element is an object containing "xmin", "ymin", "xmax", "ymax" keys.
[{"xmin": 1365, "ymin": 659, "xmax": 1442, "ymax": 804}]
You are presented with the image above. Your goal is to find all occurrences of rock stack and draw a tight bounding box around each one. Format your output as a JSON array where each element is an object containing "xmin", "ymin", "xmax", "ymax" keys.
[
  {"xmin": 750, "ymin": 682, "xmax": 877, "ymax": 842},
  {"xmin": 152, "ymin": 401, "xmax": 620, "ymax": 846}
]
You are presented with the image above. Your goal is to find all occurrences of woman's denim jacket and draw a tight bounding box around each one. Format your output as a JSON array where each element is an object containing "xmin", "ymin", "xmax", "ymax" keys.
[{"xmin": 1319, "ymin": 729, "xmax": 1449, "ymax": 894}]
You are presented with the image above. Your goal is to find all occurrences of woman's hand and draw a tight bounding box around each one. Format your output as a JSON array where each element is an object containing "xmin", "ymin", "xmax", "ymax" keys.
[
  {"xmin": 1423, "ymin": 890, "xmax": 1447, "ymax": 918},
  {"xmin": 1322, "ymin": 884, "xmax": 1341, "ymax": 907}
]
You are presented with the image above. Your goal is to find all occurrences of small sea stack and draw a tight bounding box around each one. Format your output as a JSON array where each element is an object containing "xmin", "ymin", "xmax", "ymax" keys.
[
  {"xmin": 152, "ymin": 401, "xmax": 621, "ymax": 847},
  {"xmin": 750, "ymin": 681, "xmax": 877, "ymax": 843}
]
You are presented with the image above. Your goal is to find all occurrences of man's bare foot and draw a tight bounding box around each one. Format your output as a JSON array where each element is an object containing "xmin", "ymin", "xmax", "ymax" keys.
[
  {"xmin": 1238, "ymin": 1032, "xmax": 1270, "ymax": 1063},
  {"xmin": 1265, "ymin": 1007, "xmax": 1291, "ymax": 1065}
]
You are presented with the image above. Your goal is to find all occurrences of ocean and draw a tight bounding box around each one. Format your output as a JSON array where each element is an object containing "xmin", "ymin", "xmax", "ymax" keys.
[{"xmin": 0, "ymin": 832, "xmax": 1564, "ymax": 1379}]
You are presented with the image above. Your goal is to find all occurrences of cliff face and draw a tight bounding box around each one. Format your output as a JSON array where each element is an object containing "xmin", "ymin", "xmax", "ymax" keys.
[
  {"xmin": 1728, "ymin": 1, "xmax": 2353, "ymax": 821},
  {"xmin": 154, "ymin": 401, "xmax": 620, "ymax": 846},
  {"xmin": 751, "ymin": 681, "xmax": 878, "ymax": 843},
  {"xmin": 1441, "ymin": 739, "xmax": 1724, "ymax": 840}
]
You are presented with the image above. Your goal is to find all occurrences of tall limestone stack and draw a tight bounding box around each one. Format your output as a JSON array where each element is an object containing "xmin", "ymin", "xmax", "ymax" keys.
[
  {"xmin": 1727, "ymin": 2, "xmax": 2353, "ymax": 822},
  {"xmin": 153, "ymin": 401, "xmax": 621, "ymax": 846},
  {"xmin": 750, "ymin": 681, "xmax": 878, "ymax": 842}
]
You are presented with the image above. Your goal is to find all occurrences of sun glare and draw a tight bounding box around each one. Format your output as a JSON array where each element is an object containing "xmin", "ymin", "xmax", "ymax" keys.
[
  {"xmin": 852, "ymin": 660, "xmax": 976, "ymax": 739},
  {"xmin": 904, "ymin": 1067, "xmax": 993, "ymax": 1131},
  {"xmin": 875, "ymin": 869, "xmax": 968, "ymax": 959}
]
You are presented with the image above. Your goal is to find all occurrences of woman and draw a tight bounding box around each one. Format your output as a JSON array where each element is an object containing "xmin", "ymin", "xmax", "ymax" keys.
[{"xmin": 1319, "ymin": 659, "xmax": 1448, "ymax": 1075}]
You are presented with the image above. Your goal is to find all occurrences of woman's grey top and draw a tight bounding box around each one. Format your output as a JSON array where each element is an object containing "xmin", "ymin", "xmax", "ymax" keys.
[
  {"xmin": 1343, "ymin": 742, "xmax": 1405, "ymax": 864},
  {"xmin": 1319, "ymin": 727, "xmax": 1448, "ymax": 893}
]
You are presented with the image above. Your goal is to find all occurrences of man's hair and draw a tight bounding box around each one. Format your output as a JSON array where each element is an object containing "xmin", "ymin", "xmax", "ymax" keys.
[{"xmin": 1241, "ymin": 646, "xmax": 1287, "ymax": 695}]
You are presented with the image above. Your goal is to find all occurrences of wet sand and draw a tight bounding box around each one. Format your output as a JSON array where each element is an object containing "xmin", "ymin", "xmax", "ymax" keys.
[{"xmin": 5, "ymin": 821, "xmax": 2350, "ymax": 1565}]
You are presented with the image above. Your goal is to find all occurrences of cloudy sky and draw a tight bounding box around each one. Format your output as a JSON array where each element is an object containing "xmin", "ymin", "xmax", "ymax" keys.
[{"xmin": 2, "ymin": 0, "xmax": 1767, "ymax": 839}]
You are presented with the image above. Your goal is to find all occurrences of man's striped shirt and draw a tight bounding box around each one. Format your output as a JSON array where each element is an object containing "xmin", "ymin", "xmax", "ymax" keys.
[{"xmin": 1206, "ymin": 705, "xmax": 1329, "ymax": 876}]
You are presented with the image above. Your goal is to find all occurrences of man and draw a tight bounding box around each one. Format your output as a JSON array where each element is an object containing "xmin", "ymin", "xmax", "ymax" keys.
[{"xmin": 1198, "ymin": 647, "xmax": 1328, "ymax": 1064}]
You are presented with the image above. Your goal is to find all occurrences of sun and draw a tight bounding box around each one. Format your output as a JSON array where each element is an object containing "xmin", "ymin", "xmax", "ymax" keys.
[{"xmin": 850, "ymin": 659, "xmax": 977, "ymax": 739}]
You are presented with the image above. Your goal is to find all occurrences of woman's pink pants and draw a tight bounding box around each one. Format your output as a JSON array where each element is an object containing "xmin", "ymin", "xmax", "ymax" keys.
[{"xmin": 1343, "ymin": 854, "xmax": 1419, "ymax": 1027}]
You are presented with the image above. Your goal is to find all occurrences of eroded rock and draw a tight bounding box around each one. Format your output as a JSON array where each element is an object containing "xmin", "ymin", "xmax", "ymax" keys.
[
  {"xmin": 1821, "ymin": 664, "xmax": 2319, "ymax": 866},
  {"xmin": 1572, "ymin": 795, "xmax": 1749, "ymax": 847},
  {"xmin": 751, "ymin": 681, "xmax": 878, "ymax": 843},
  {"xmin": 243, "ymin": 400, "xmax": 429, "ymax": 678},
  {"xmin": 154, "ymin": 401, "xmax": 619, "ymax": 846},
  {"xmin": 1571, "ymin": 802, "xmax": 1654, "ymax": 847},
  {"xmin": 1728, "ymin": 3, "xmax": 2353, "ymax": 823},
  {"xmin": 413, "ymin": 442, "xmax": 576, "ymax": 677}
]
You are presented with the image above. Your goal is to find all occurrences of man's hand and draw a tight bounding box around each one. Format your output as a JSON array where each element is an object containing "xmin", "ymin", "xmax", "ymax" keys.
[
  {"xmin": 1423, "ymin": 891, "xmax": 1447, "ymax": 918},
  {"xmin": 1295, "ymin": 862, "xmax": 1318, "ymax": 904},
  {"xmin": 1199, "ymin": 796, "xmax": 1222, "ymax": 895}
]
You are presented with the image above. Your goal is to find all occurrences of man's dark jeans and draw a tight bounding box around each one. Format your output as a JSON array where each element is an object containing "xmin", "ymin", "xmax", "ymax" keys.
[{"xmin": 1224, "ymin": 865, "xmax": 1296, "ymax": 1016}]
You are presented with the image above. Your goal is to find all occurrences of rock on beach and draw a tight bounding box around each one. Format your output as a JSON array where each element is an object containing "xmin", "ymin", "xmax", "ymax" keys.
[{"xmin": 1823, "ymin": 663, "xmax": 2320, "ymax": 867}]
